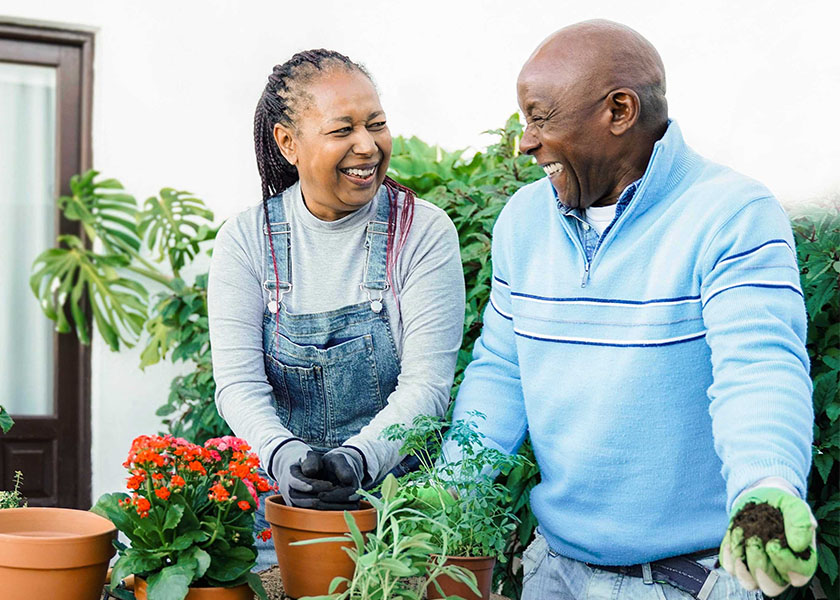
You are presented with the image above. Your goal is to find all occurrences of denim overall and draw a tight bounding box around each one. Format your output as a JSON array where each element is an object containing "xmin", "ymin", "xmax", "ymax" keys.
[{"xmin": 253, "ymin": 186, "xmax": 402, "ymax": 571}]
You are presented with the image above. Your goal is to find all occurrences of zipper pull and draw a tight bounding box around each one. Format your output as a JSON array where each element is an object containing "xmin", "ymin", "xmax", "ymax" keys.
[{"xmin": 581, "ymin": 261, "xmax": 591, "ymax": 287}]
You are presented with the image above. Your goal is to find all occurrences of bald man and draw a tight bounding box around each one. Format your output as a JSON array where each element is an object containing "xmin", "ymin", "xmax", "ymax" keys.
[{"xmin": 449, "ymin": 20, "xmax": 817, "ymax": 600}]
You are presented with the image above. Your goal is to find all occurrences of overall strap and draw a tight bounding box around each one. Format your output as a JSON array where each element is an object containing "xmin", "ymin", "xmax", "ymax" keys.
[
  {"xmin": 263, "ymin": 192, "xmax": 292, "ymax": 309},
  {"xmin": 362, "ymin": 185, "xmax": 392, "ymax": 292}
]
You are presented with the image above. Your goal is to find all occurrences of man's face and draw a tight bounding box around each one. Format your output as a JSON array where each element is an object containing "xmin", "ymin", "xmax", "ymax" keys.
[{"xmin": 517, "ymin": 61, "xmax": 616, "ymax": 209}]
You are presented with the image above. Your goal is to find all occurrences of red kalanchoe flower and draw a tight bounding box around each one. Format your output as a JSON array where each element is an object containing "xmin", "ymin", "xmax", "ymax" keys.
[
  {"xmin": 257, "ymin": 528, "xmax": 272, "ymax": 542},
  {"xmin": 171, "ymin": 474, "xmax": 186, "ymax": 488},
  {"xmin": 188, "ymin": 461, "xmax": 206, "ymax": 475},
  {"xmin": 126, "ymin": 473, "xmax": 145, "ymax": 490},
  {"xmin": 208, "ymin": 482, "xmax": 230, "ymax": 502},
  {"xmin": 135, "ymin": 496, "xmax": 151, "ymax": 517},
  {"xmin": 237, "ymin": 500, "xmax": 251, "ymax": 511},
  {"xmin": 230, "ymin": 462, "xmax": 251, "ymax": 479},
  {"xmin": 155, "ymin": 487, "xmax": 171, "ymax": 501}
]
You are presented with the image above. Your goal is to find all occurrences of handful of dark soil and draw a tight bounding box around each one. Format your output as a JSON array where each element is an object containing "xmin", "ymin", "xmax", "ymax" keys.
[{"xmin": 732, "ymin": 502, "xmax": 811, "ymax": 560}]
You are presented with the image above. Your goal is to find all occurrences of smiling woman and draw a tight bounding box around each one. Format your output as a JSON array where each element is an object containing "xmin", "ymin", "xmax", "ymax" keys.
[{"xmin": 207, "ymin": 49, "xmax": 466, "ymax": 573}]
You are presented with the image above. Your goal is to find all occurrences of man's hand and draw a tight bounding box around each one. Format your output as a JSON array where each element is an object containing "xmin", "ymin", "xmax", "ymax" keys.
[{"xmin": 720, "ymin": 487, "xmax": 817, "ymax": 597}]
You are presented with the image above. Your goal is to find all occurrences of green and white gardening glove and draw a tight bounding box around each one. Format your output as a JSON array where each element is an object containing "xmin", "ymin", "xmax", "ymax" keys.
[
  {"xmin": 406, "ymin": 481, "xmax": 458, "ymax": 512},
  {"xmin": 720, "ymin": 487, "xmax": 818, "ymax": 597}
]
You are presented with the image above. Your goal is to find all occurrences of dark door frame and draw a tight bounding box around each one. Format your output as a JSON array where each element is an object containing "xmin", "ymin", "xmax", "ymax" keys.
[{"xmin": 0, "ymin": 21, "xmax": 94, "ymax": 508}]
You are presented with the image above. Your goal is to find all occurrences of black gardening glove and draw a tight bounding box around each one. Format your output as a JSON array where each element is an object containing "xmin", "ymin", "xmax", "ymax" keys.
[
  {"xmin": 270, "ymin": 441, "xmax": 333, "ymax": 509},
  {"xmin": 319, "ymin": 447, "xmax": 366, "ymax": 511},
  {"xmin": 286, "ymin": 451, "xmax": 339, "ymax": 509}
]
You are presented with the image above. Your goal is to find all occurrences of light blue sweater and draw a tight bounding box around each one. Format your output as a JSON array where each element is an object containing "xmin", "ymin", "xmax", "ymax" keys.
[{"xmin": 452, "ymin": 121, "xmax": 813, "ymax": 565}]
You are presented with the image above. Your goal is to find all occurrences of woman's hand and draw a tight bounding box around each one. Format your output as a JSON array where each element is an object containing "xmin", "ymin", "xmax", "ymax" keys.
[{"xmin": 319, "ymin": 447, "xmax": 366, "ymax": 510}]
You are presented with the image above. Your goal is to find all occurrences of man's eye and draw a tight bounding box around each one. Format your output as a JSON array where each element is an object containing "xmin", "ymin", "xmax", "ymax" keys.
[
  {"xmin": 368, "ymin": 121, "xmax": 387, "ymax": 130},
  {"xmin": 331, "ymin": 127, "xmax": 352, "ymax": 135}
]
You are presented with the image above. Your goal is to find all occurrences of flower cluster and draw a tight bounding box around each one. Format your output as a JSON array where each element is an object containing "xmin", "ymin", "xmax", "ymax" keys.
[{"xmin": 120, "ymin": 434, "xmax": 274, "ymax": 526}]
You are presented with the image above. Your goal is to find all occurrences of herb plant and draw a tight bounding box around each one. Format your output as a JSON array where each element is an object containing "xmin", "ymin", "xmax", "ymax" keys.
[
  {"xmin": 91, "ymin": 434, "xmax": 272, "ymax": 599},
  {"xmin": 293, "ymin": 474, "xmax": 479, "ymax": 600},
  {"xmin": 0, "ymin": 471, "xmax": 27, "ymax": 509},
  {"xmin": 383, "ymin": 412, "xmax": 529, "ymax": 562}
]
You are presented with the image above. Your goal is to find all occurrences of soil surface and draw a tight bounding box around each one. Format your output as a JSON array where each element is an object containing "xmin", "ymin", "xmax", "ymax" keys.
[
  {"xmin": 256, "ymin": 567, "xmax": 511, "ymax": 600},
  {"xmin": 732, "ymin": 502, "xmax": 811, "ymax": 560}
]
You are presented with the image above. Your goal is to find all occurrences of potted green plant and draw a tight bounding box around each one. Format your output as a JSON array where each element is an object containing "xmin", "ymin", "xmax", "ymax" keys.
[
  {"xmin": 0, "ymin": 471, "xmax": 26, "ymax": 510},
  {"xmin": 292, "ymin": 473, "xmax": 480, "ymax": 600},
  {"xmin": 264, "ymin": 493, "xmax": 378, "ymax": 599},
  {"xmin": 92, "ymin": 434, "xmax": 272, "ymax": 600},
  {"xmin": 383, "ymin": 412, "xmax": 529, "ymax": 600}
]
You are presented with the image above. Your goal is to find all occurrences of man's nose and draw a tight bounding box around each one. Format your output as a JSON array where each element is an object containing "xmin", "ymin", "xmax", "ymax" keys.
[{"xmin": 519, "ymin": 125, "xmax": 539, "ymax": 155}]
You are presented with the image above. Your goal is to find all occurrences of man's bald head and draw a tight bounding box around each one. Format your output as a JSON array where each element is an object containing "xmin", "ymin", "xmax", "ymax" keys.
[
  {"xmin": 516, "ymin": 20, "xmax": 668, "ymax": 208},
  {"xmin": 522, "ymin": 20, "xmax": 667, "ymax": 133}
]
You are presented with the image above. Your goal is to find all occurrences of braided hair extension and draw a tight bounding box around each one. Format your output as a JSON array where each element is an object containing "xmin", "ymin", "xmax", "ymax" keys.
[{"xmin": 253, "ymin": 50, "xmax": 416, "ymax": 316}]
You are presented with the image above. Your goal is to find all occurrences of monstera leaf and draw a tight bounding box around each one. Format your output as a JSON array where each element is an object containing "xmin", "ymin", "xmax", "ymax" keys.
[
  {"xmin": 0, "ymin": 406, "xmax": 13, "ymax": 434},
  {"xmin": 138, "ymin": 189, "xmax": 215, "ymax": 273},
  {"xmin": 59, "ymin": 170, "xmax": 141, "ymax": 257},
  {"xmin": 30, "ymin": 234, "xmax": 148, "ymax": 350}
]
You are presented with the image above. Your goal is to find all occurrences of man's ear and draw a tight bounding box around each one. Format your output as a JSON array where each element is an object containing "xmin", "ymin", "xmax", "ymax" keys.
[
  {"xmin": 606, "ymin": 88, "xmax": 640, "ymax": 135},
  {"xmin": 273, "ymin": 123, "xmax": 298, "ymax": 165}
]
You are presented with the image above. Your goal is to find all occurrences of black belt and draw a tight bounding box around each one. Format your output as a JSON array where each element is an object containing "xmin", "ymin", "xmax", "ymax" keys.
[{"xmin": 586, "ymin": 549, "xmax": 720, "ymax": 600}]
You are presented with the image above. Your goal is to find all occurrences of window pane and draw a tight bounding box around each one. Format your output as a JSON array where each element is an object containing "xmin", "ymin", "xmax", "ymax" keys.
[{"xmin": 0, "ymin": 62, "xmax": 56, "ymax": 416}]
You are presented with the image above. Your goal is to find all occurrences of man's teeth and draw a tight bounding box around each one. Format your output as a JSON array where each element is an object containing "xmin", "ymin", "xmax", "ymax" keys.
[
  {"xmin": 343, "ymin": 166, "xmax": 376, "ymax": 177},
  {"xmin": 543, "ymin": 162, "xmax": 563, "ymax": 176}
]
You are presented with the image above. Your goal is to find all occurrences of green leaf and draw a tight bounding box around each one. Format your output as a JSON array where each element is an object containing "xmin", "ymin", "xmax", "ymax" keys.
[
  {"xmin": 818, "ymin": 542, "xmax": 838, "ymax": 583},
  {"xmin": 246, "ymin": 571, "xmax": 269, "ymax": 600},
  {"xmin": 179, "ymin": 546, "xmax": 211, "ymax": 579},
  {"xmin": 163, "ymin": 503, "xmax": 185, "ymax": 531},
  {"xmin": 109, "ymin": 549, "xmax": 163, "ymax": 589},
  {"xmin": 0, "ymin": 406, "xmax": 14, "ymax": 433},
  {"xmin": 146, "ymin": 563, "xmax": 195, "ymax": 600}
]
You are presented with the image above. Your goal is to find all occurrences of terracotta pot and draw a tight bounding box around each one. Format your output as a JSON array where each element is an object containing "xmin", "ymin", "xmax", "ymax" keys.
[
  {"xmin": 0, "ymin": 507, "xmax": 116, "ymax": 600},
  {"xmin": 428, "ymin": 555, "xmax": 497, "ymax": 600},
  {"xmin": 134, "ymin": 577, "xmax": 252, "ymax": 599},
  {"xmin": 264, "ymin": 495, "xmax": 376, "ymax": 599}
]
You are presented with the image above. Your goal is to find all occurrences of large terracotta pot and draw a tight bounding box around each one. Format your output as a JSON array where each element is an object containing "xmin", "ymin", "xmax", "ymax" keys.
[
  {"xmin": 428, "ymin": 555, "xmax": 497, "ymax": 600},
  {"xmin": 0, "ymin": 507, "xmax": 116, "ymax": 600},
  {"xmin": 264, "ymin": 495, "xmax": 376, "ymax": 599},
  {"xmin": 134, "ymin": 577, "xmax": 252, "ymax": 599}
]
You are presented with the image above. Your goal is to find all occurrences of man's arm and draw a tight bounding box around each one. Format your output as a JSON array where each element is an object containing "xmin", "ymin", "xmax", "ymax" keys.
[
  {"xmin": 446, "ymin": 213, "xmax": 529, "ymax": 463},
  {"xmin": 700, "ymin": 195, "xmax": 816, "ymax": 594}
]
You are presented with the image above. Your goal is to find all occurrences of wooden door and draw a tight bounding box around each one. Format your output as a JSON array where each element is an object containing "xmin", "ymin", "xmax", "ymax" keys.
[{"xmin": 0, "ymin": 22, "xmax": 93, "ymax": 508}]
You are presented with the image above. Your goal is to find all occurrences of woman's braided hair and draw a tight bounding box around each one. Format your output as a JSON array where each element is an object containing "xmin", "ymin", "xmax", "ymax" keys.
[{"xmin": 254, "ymin": 49, "xmax": 415, "ymax": 303}]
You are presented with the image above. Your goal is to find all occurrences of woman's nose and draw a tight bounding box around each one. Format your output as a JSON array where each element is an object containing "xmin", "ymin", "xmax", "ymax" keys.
[{"xmin": 352, "ymin": 129, "xmax": 377, "ymax": 155}]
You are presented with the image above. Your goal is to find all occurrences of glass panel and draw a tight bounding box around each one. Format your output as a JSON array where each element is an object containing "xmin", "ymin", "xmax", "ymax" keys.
[{"xmin": 0, "ymin": 62, "xmax": 56, "ymax": 416}]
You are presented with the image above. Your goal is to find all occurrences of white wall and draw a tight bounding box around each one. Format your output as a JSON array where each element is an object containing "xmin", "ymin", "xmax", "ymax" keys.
[{"xmin": 3, "ymin": 0, "xmax": 839, "ymax": 502}]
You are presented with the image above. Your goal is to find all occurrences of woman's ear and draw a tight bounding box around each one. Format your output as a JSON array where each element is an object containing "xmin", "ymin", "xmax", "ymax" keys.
[{"xmin": 273, "ymin": 124, "xmax": 297, "ymax": 165}]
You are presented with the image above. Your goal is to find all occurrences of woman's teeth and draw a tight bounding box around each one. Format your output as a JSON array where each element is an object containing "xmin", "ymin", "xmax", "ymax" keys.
[
  {"xmin": 342, "ymin": 166, "xmax": 376, "ymax": 178},
  {"xmin": 543, "ymin": 162, "xmax": 563, "ymax": 176}
]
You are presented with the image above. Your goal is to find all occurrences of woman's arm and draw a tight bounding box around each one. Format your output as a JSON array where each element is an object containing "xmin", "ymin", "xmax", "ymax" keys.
[
  {"xmin": 342, "ymin": 203, "xmax": 466, "ymax": 482},
  {"xmin": 208, "ymin": 214, "xmax": 302, "ymax": 476}
]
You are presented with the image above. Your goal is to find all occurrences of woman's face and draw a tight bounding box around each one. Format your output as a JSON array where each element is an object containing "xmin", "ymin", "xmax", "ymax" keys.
[{"xmin": 274, "ymin": 70, "xmax": 392, "ymax": 221}]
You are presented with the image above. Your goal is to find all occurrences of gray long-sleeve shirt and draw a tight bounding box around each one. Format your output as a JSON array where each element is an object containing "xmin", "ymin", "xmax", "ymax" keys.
[{"xmin": 208, "ymin": 182, "xmax": 465, "ymax": 482}]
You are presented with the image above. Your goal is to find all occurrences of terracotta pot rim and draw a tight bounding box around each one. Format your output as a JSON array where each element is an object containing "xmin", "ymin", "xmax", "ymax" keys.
[
  {"xmin": 264, "ymin": 495, "xmax": 375, "ymax": 515},
  {"xmin": 135, "ymin": 576, "xmax": 251, "ymax": 590},
  {"xmin": 0, "ymin": 507, "xmax": 116, "ymax": 542},
  {"xmin": 433, "ymin": 554, "xmax": 496, "ymax": 563}
]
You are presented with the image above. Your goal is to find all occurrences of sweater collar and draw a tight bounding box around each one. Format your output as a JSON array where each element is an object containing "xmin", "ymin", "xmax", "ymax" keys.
[
  {"xmin": 628, "ymin": 120, "xmax": 700, "ymax": 217},
  {"xmin": 551, "ymin": 119, "xmax": 700, "ymax": 217}
]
